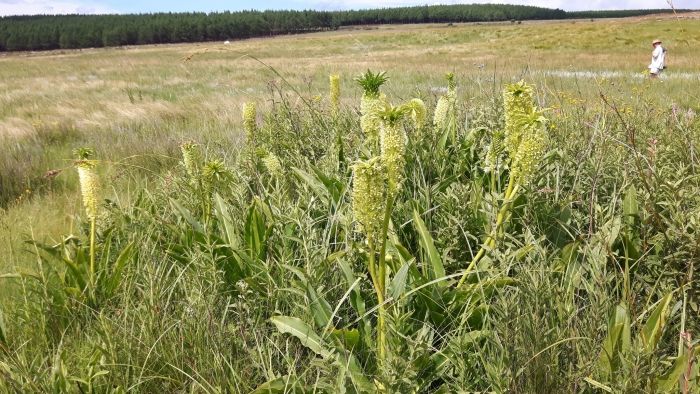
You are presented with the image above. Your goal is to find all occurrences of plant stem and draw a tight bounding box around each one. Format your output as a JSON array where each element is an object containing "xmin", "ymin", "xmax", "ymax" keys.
[
  {"xmin": 376, "ymin": 194, "xmax": 395, "ymax": 371},
  {"xmin": 89, "ymin": 217, "xmax": 96, "ymax": 290},
  {"xmin": 457, "ymin": 176, "xmax": 519, "ymax": 287}
]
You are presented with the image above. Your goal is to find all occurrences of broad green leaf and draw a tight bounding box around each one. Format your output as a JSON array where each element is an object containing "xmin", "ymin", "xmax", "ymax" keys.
[
  {"xmin": 213, "ymin": 193, "xmax": 239, "ymax": 249},
  {"xmin": 270, "ymin": 316, "xmax": 332, "ymax": 358},
  {"xmin": 622, "ymin": 185, "xmax": 638, "ymax": 226},
  {"xmin": 389, "ymin": 261, "xmax": 411, "ymax": 299},
  {"xmin": 306, "ymin": 283, "xmax": 333, "ymax": 331},
  {"xmin": 640, "ymin": 292, "xmax": 673, "ymax": 353},
  {"xmin": 291, "ymin": 167, "xmax": 329, "ymax": 204},
  {"xmin": 169, "ymin": 198, "xmax": 204, "ymax": 233},
  {"xmin": 584, "ymin": 377, "xmax": 613, "ymax": 393},
  {"xmin": 657, "ymin": 353, "xmax": 689, "ymax": 392},
  {"xmin": 412, "ymin": 210, "xmax": 445, "ymax": 283},
  {"xmin": 330, "ymin": 329, "xmax": 360, "ymax": 349},
  {"xmin": 104, "ymin": 241, "xmax": 135, "ymax": 297},
  {"xmin": 598, "ymin": 303, "xmax": 630, "ymax": 376},
  {"xmin": 250, "ymin": 376, "xmax": 305, "ymax": 394}
]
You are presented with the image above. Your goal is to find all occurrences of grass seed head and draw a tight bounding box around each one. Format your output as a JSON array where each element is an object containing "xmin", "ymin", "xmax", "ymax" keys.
[{"xmin": 352, "ymin": 157, "xmax": 387, "ymax": 246}]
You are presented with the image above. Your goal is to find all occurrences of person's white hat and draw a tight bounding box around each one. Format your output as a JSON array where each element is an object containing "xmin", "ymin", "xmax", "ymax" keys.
[{"xmin": 652, "ymin": 39, "xmax": 662, "ymax": 45}]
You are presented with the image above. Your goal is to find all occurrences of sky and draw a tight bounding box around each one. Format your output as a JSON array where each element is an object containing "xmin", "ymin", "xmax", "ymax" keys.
[{"xmin": 0, "ymin": 0, "xmax": 697, "ymax": 16}]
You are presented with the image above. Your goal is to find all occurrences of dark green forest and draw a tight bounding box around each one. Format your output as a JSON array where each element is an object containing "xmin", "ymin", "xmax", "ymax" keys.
[{"xmin": 0, "ymin": 4, "xmax": 692, "ymax": 52}]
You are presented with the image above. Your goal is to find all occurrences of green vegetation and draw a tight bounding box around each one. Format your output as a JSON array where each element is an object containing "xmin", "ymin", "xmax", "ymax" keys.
[
  {"xmin": 1, "ymin": 4, "xmax": 695, "ymax": 52},
  {"xmin": 1, "ymin": 16, "xmax": 700, "ymax": 392}
]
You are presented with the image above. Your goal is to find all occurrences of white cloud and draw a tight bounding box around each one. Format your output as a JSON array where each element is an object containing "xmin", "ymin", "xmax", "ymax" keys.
[
  {"xmin": 0, "ymin": 0, "xmax": 116, "ymax": 16},
  {"xmin": 311, "ymin": 0, "xmax": 697, "ymax": 11}
]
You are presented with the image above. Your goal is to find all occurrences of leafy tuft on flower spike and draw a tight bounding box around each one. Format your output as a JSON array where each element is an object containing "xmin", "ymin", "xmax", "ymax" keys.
[
  {"xmin": 352, "ymin": 157, "xmax": 387, "ymax": 246},
  {"xmin": 357, "ymin": 70, "xmax": 389, "ymax": 148}
]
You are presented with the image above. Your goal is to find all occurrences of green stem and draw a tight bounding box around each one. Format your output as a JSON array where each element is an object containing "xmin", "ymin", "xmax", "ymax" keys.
[
  {"xmin": 376, "ymin": 194, "xmax": 395, "ymax": 372},
  {"xmin": 457, "ymin": 176, "xmax": 519, "ymax": 288},
  {"xmin": 89, "ymin": 217, "xmax": 96, "ymax": 290}
]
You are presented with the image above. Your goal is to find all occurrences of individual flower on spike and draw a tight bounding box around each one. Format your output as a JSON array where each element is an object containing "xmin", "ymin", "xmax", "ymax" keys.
[
  {"xmin": 329, "ymin": 74, "xmax": 340, "ymax": 116},
  {"xmin": 75, "ymin": 160, "xmax": 100, "ymax": 220},
  {"xmin": 380, "ymin": 106, "xmax": 408, "ymax": 196},
  {"xmin": 242, "ymin": 102, "xmax": 257, "ymax": 142},
  {"xmin": 356, "ymin": 70, "xmax": 389, "ymax": 148},
  {"xmin": 352, "ymin": 157, "xmax": 387, "ymax": 246}
]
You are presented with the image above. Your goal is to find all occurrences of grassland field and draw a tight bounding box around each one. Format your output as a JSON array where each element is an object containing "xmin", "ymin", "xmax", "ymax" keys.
[
  {"xmin": 0, "ymin": 11, "xmax": 699, "ymax": 392},
  {"xmin": 1, "ymin": 14, "xmax": 697, "ymax": 262}
]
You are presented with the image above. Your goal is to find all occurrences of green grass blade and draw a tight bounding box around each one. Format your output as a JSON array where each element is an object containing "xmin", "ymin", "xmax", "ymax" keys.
[{"xmin": 412, "ymin": 209, "xmax": 445, "ymax": 283}]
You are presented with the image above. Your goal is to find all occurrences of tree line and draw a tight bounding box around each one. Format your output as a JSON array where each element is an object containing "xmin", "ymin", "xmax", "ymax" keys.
[{"xmin": 0, "ymin": 5, "xmax": 692, "ymax": 52}]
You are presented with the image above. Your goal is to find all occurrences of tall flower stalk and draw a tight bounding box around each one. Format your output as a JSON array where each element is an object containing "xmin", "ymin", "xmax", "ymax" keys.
[
  {"xmin": 457, "ymin": 81, "xmax": 548, "ymax": 287},
  {"xmin": 352, "ymin": 102, "xmax": 409, "ymax": 370},
  {"xmin": 329, "ymin": 74, "xmax": 340, "ymax": 117},
  {"xmin": 74, "ymin": 149, "xmax": 100, "ymax": 286}
]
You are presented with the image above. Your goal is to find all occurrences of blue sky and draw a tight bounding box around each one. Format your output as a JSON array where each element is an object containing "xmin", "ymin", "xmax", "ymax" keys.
[{"xmin": 0, "ymin": 0, "xmax": 696, "ymax": 16}]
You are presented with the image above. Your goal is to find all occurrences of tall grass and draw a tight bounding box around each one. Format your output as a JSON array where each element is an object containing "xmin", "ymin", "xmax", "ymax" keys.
[{"xmin": 0, "ymin": 65, "xmax": 698, "ymax": 392}]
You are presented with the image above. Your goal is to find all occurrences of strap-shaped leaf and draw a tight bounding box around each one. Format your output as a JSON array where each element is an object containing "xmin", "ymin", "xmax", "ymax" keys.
[
  {"xmin": 412, "ymin": 210, "xmax": 445, "ymax": 283},
  {"xmin": 270, "ymin": 316, "xmax": 332, "ymax": 358},
  {"xmin": 640, "ymin": 292, "xmax": 673, "ymax": 353}
]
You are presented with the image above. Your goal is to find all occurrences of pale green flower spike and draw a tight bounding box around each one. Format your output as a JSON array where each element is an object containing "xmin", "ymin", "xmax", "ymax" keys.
[
  {"xmin": 361, "ymin": 93, "xmax": 388, "ymax": 147},
  {"xmin": 433, "ymin": 73, "xmax": 457, "ymax": 130},
  {"xmin": 242, "ymin": 102, "xmax": 257, "ymax": 141},
  {"xmin": 407, "ymin": 98, "xmax": 426, "ymax": 129},
  {"xmin": 180, "ymin": 142, "xmax": 202, "ymax": 180},
  {"xmin": 262, "ymin": 153, "xmax": 283, "ymax": 177},
  {"xmin": 76, "ymin": 160, "xmax": 99, "ymax": 220},
  {"xmin": 511, "ymin": 112, "xmax": 548, "ymax": 185},
  {"xmin": 329, "ymin": 74, "xmax": 340, "ymax": 115},
  {"xmin": 352, "ymin": 157, "xmax": 387, "ymax": 246},
  {"xmin": 486, "ymin": 129, "xmax": 505, "ymax": 166},
  {"xmin": 503, "ymin": 80, "xmax": 534, "ymax": 161},
  {"xmin": 380, "ymin": 108, "xmax": 407, "ymax": 196}
]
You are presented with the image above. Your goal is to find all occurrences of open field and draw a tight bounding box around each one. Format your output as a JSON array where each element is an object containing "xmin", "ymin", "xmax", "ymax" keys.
[{"xmin": 1, "ymin": 13, "xmax": 700, "ymax": 392}]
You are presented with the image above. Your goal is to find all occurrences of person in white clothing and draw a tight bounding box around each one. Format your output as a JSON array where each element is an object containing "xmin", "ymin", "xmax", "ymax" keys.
[{"xmin": 648, "ymin": 39, "xmax": 666, "ymax": 78}]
